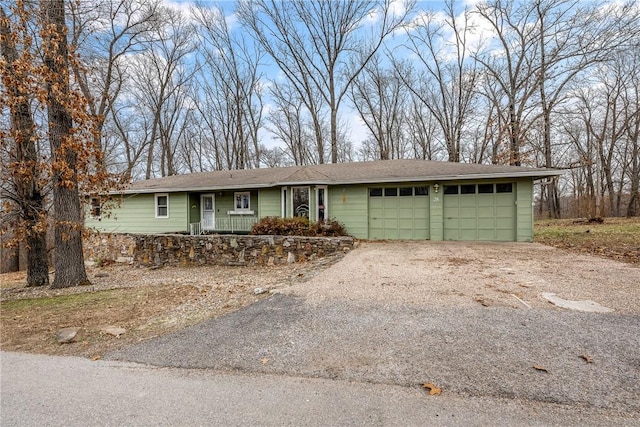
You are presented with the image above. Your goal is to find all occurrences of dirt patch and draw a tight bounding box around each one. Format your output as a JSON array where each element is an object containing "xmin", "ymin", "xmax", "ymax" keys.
[{"xmin": 0, "ymin": 254, "xmax": 343, "ymax": 358}]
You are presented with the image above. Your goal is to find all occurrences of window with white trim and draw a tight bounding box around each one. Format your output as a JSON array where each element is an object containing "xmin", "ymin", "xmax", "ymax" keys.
[
  {"xmin": 292, "ymin": 186, "xmax": 310, "ymax": 218},
  {"xmin": 155, "ymin": 193, "xmax": 169, "ymax": 218},
  {"xmin": 234, "ymin": 192, "xmax": 251, "ymax": 212}
]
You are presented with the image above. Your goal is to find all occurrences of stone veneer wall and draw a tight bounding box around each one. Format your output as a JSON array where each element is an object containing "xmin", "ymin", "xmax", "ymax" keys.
[{"xmin": 83, "ymin": 232, "xmax": 354, "ymax": 267}]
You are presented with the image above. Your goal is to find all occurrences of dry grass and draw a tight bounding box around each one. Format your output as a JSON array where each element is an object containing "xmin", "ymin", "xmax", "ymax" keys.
[
  {"xmin": 0, "ymin": 256, "xmax": 342, "ymax": 358},
  {"xmin": 534, "ymin": 217, "xmax": 640, "ymax": 265}
]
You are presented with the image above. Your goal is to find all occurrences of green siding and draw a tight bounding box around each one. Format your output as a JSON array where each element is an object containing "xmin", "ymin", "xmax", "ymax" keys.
[
  {"xmin": 516, "ymin": 179, "xmax": 534, "ymax": 242},
  {"xmin": 86, "ymin": 177, "xmax": 535, "ymax": 242},
  {"xmin": 429, "ymin": 185, "xmax": 444, "ymax": 241},
  {"xmin": 329, "ymin": 185, "xmax": 368, "ymax": 238},
  {"xmin": 259, "ymin": 188, "xmax": 281, "ymax": 217},
  {"xmin": 86, "ymin": 192, "xmax": 189, "ymax": 233}
]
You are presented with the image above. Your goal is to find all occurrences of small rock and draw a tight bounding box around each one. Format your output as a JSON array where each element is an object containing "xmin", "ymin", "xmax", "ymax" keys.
[
  {"xmin": 56, "ymin": 327, "xmax": 79, "ymax": 344},
  {"xmin": 254, "ymin": 287, "xmax": 267, "ymax": 295},
  {"xmin": 287, "ymin": 252, "xmax": 296, "ymax": 263},
  {"xmin": 95, "ymin": 272, "xmax": 109, "ymax": 278},
  {"xmin": 101, "ymin": 326, "xmax": 126, "ymax": 337}
]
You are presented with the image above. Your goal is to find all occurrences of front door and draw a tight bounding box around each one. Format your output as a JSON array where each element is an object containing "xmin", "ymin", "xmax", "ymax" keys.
[{"xmin": 201, "ymin": 194, "xmax": 215, "ymax": 230}]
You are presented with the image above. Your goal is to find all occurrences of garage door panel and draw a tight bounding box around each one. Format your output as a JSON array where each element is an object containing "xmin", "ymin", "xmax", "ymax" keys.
[
  {"xmin": 444, "ymin": 229, "xmax": 459, "ymax": 240},
  {"xmin": 496, "ymin": 219, "xmax": 513, "ymax": 230},
  {"xmin": 383, "ymin": 198, "xmax": 398, "ymax": 209},
  {"xmin": 370, "ymin": 186, "xmax": 431, "ymax": 240},
  {"xmin": 477, "ymin": 195, "xmax": 495, "ymax": 207},
  {"xmin": 495, "ymin": 229, "xmax": 514, "ymax": 241},
  {"xmin": 443, "ymin": 184, "xmax": 516, "ymax": 242},
  {"xmin": 478, "ymin": 229, "xmax": 495, "ymax": 240},
  {"xmin": 460, "ymin": 218, "xmax": 477, "ymax": 229},
  {"xmin": 398, "ymin": 208, "xmax": 414, "ymax": 219},
  {"xmin": 460, "ymin": 197, "xmax": 477, "ymax": 207},
  {"xmin": 495, "ymin": 194, "xmax": 513, "ymax": 205},
  {"xmin": 478, "ymin": 218, "xmax": 495, "ymax": 229},
  {"xmin": 459, "ymin": 207, "xmax": 477, "ymax": 218},
  {"xmin": 496, "ymin": 206, "xmax": 513, "ymax": 217},
  {"xmin": 478, "ymin": 206, "xmax": 494, "ymax": 217},
  {"xmin": 369, "ymin": 198, "xmax": 383, "ymax": 209}
]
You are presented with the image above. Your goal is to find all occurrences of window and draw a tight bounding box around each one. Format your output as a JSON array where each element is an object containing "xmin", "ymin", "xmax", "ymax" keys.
[
  {"xmin": 155, "ymin": 193, "xmax": 169, "ymax": 218},
  {"xmin": 90, "ymin": 197, "xmax": 101, "ymax": 219},
  {"xmin": 444, "ymin": 185, "xmax": 459, "ymax": 195},
  {"xmin": 234, "ymin": 192, "xmax": 251, "ymax": 211},
  {"xmin": 461, "ymin": 184, "xmax": 476, "ymax": 194},
  {"xmin": 384, "ymin": 187, "xmax": 398, "ymax": 197},
  {"xmin": 316, "ymin": 186, "xmax": 327, "ymax": 222},
  {"xmin": 369, "ymin": 188, "xmax": 382, "ymax": 197},
  {"xmin": 478, "ymin": 184, "xmax": 494, "ymax": 194},
  {"xmin": 414, "ymin": 186, "xmax": 429, "ymax": 196},
  {"xmin": 399, "ymin": 187, "xmax": 413, "ymax": 196},
  {"xmin": 281, "ymin": 187, "xmax": 288, "ymax": 217},
  {"xmin": 292, "ymin": 187, "xmax": 310, "ymax": 218},
  {"xmin": 496, "ymin": 183, "xmax": 513, "ymax": 193}
]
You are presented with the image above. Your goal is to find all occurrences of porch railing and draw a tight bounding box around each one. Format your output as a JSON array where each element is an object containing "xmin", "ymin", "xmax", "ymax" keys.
[{"xmin": 190, "ymin": 217, "xmax": 258, "ymax": 235}]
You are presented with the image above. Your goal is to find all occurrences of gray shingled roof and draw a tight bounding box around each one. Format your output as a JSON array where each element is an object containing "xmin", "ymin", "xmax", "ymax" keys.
[{"xmin": 122, "ymin": 159, "xmax": 562, "ymax": 194}]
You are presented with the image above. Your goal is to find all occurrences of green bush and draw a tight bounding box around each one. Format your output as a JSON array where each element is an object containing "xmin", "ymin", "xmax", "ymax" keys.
[{"xmin": 250, "ymin": 217, "xmax": 348, "ymax": 237}]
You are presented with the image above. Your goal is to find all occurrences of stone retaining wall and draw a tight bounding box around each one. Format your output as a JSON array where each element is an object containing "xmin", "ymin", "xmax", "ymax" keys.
[{"xmin": 83, "ymin": 232, "xmax": 354, "ymax": 267}]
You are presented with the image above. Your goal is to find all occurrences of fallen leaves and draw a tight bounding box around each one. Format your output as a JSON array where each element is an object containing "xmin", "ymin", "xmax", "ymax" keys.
[
  {"xmin": 422, "ymin": 382, "xmax": 442, "ymax": 396},
  {"xmin": 580, "ymin": 354, "xmax": 594, "ymax": 364}
]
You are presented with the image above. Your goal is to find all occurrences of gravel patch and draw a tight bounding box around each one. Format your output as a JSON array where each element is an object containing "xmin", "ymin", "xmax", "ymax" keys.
[
  {"xmin": 279, "ymin": 241, "xmax": 640, "ymax": 314},
  {"xmin": 106, "ymin": 241, "xmax": 640, "ymax": 414}
]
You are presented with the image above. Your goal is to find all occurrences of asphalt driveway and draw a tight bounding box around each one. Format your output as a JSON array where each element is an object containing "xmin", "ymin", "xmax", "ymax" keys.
[{"xmin": 107, "ymin": 242, "xmax": 640, "ymax": 415}]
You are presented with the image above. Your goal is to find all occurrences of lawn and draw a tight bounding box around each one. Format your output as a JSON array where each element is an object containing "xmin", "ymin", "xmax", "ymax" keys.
[{"xmin": 534, "ymin": 216, "xmax": 640, "ymax": 265}]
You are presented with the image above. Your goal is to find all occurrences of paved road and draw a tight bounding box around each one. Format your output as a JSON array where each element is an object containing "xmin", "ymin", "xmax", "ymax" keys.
[
  {"xmin": 1, "ymin": 351, "xmax": 636, "ymax": 426},
  {"xmin": 107, "ymin": 294, "xmax": 640, "ymax": 414}
]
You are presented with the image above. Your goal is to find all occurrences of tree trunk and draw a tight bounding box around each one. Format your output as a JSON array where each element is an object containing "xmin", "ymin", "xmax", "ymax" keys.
[
  {"xmin": 0, "ymin": 5, "xmax": 49, "ymax": 286},
  {"xmin": 42, "ymin": 0, "xmax": 89, "ymax": 289}
]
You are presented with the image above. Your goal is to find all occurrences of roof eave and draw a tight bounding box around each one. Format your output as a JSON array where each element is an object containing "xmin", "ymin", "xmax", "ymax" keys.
[{"xmin": 114, "ymin": 169, "xmax": 563, "ymax": 194}]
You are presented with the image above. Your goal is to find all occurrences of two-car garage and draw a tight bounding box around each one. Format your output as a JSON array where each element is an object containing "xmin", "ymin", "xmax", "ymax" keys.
[{"xmin": 367, "ymin": 182, "xmax": 517, "ymax": 241}]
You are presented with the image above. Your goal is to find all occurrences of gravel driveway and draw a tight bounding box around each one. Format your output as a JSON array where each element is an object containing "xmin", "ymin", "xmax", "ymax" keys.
[{"xmin": 108, "ymin": 242, "xmax": 640, "ymax": 415}]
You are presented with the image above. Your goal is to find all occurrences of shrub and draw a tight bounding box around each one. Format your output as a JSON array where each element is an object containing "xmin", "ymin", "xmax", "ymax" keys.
[{"xmin": 250, "ymin": 217, "xmax": 348, "ymax": 237}]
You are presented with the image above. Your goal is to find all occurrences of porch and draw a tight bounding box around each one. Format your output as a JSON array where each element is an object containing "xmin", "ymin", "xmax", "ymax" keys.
[{"xmin": 189, "ymin": 217, "xmax": 259, "ymax": 235}]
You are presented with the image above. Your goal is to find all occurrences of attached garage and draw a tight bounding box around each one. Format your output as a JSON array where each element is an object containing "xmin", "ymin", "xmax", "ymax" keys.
[
  {"xmin": 443, "ymin": 183, "xmax": 516, "ymax": 241},
  {"xmin": 368, "ymin": 186, "xmax": 430, "ymax": 240}
]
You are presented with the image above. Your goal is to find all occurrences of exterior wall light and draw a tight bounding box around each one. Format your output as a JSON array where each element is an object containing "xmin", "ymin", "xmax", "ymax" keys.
[{"xmin": 434, "ymin": 183, "xmax": 440, "ymax": 193}]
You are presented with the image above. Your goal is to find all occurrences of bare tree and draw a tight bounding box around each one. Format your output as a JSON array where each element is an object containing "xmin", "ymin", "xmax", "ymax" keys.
[
  {"xmin": 402, "ymin": 0, "xmax": 479, "ymax": 162},
  {"xmin": 350, "ymin": 55, "xmax": 409, "ymax": 160},
  {"xmin": 238, "ymin": 0, "xmax": 413, "ymax": 163},
  {"xmin": 473, "ymin": 0, "xmax": 542, "ymax": 166},
  {"xmin": 126, "ymin": 6, "xmax": 195, "ymax": 179},
  {"xmin": 68, "ymin": 0, "xmax": 161, "ymax": 176},
  {"xmin": 266, "ymin": 82, "xmax": 319, "ymax": 165},
  {"xmin": 192, "ymin": 3, "xmax": 264, "ymax": 170},
  {"xmin": 532, "ymin": 0, "xmax": 639, "ymax": 218}
]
